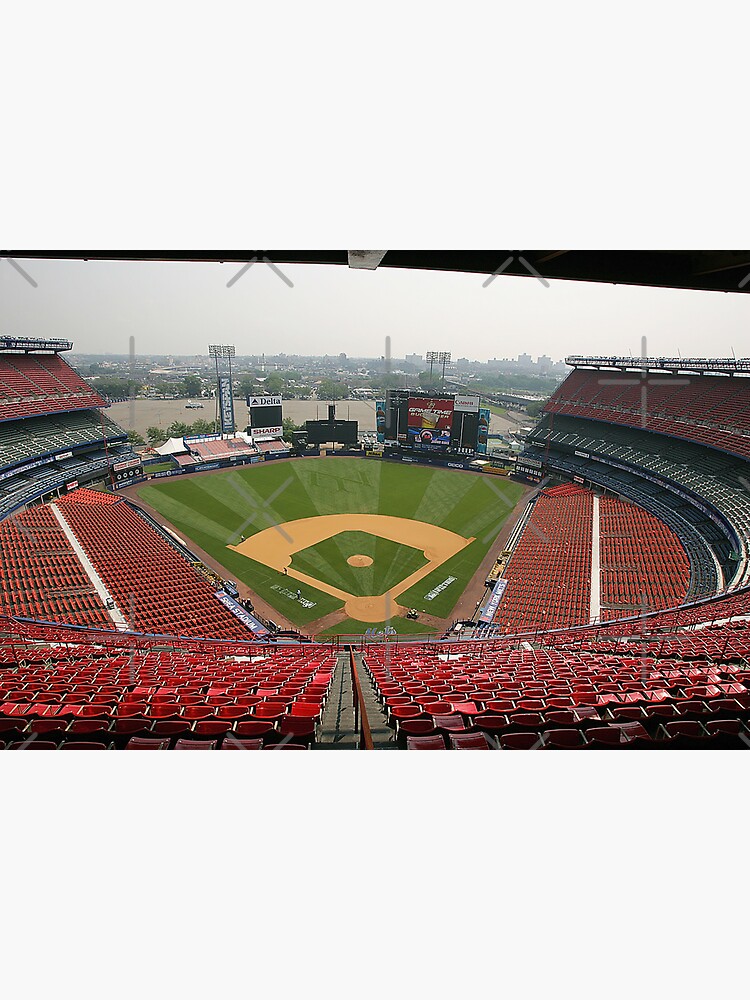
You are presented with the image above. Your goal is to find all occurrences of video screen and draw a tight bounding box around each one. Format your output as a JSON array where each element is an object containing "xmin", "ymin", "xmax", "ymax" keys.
[{"xmin": 407, "ymin": 397, "xmax": 454, "ymax": 449}]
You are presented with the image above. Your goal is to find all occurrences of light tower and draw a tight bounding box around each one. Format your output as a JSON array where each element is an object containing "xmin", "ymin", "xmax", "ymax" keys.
[
  {"xmin": 438, "ymin": 351, "xmax": 452, "ymax": 387},
  {"xmin": 426, "ymin": 350, "xmax": 439, "ymax": 386}
]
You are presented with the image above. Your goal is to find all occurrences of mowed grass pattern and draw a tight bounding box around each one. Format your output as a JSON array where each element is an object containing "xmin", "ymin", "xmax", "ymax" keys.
[
  {"xmin": 137, "ymin": 458, "xmax": 524, "ymax": 628},
  {"xmin": 291, "ymin": 531, "xmax": 427, "ymax": 597},
  {"xmin": 319, "ymin": 616, "xmax": 437, "ymax": 636}
]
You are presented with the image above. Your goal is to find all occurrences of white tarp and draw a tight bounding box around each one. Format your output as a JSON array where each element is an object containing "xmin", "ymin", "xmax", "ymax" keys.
[{"xmin": 155, "ymin": 437, "xmax": 188, "ymax": 456}]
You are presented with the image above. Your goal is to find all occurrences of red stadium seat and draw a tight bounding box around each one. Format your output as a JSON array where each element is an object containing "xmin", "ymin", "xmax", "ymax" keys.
[
  {"xmin": 449, "ymin": 731, "xmax": 491, "ymax": 750},
  {"xmin": 221, "ymin": 738, "xmax": 263, "ymax": 750},
  {"xmin": 406, "ymin": 734, "xmax": 446, "ymax": 750},
  {"xmin": 60, "ymin": 741, "xmax": 110, "ymax": 750},
  {"xmin": 126, "ymin": 737, "xmax": 170, "ymax": 750},
  {"xmin": 7, "ymin": 740, "xmax": 58, "ymax": 750}
]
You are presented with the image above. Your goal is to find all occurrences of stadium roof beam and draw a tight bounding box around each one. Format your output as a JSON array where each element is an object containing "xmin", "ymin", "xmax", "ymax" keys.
[
  {"xmin": 565, "ymin": 355, "xmax": 750, "ymax": 376},
  {"xmin": 688, "ymin": 251, "xmax": 750, "ymax": 276},
  {"xmin": 0, "ymin": 336, "xmax": 73, "ymax": 353},
  {"xmin": 4, "ymin": 251, "xmax": 750, "ymax": 293}
]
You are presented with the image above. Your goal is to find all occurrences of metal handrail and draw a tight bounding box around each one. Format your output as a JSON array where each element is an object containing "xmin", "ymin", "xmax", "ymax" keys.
[{"xmin": 349, "ymin": 646, "xmax": 374, "ymax": 750}]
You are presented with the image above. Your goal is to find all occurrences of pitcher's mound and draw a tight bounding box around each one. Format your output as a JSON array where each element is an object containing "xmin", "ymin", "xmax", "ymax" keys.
[{"xmin": 347, "ymin": 554, "xmax": 373, "ymax": 567}]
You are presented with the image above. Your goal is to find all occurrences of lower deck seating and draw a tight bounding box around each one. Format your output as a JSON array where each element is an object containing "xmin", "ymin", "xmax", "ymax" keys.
[
  {"xmin": 489, "ymin": 486, "xmax": 593, "ymax": 632},
  {"xmin": 527, "ymin": 412, "xmax": 748, "ymax": 590},
  {"xmin": 598, "ymin": 496, "xmax": 690, "ymax": 619},
  {"xmin": 55, "ymin": 492, "xmax": 252, "ymax": 639},
  {"xmin": 0, "ymin": 507, "xmax": 111, "ymax": 627}
]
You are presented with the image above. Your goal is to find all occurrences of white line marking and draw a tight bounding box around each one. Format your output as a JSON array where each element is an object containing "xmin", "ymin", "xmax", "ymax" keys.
[
  {"xmin": 50, "ymin": 503, "xmax": 128, "ymax": 628},
  {"xmin": 590, "ymin": 494, "xmax": 601, "ymax": 623}
]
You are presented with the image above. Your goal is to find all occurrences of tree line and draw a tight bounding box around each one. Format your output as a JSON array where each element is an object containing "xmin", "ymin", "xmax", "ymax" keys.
[{"xmin": 127, "ymin": 417, "xmax": 302, "ymax": 448}]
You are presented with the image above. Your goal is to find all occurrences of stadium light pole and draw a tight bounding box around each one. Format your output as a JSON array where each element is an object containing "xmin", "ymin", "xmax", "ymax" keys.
[
  {"xmin": 438, "ymin": 351, "xmax": 451, "ymax": 387},
  {"xmin": 426, "ymin": 351, "xmax": 438, "ymax": 387}
]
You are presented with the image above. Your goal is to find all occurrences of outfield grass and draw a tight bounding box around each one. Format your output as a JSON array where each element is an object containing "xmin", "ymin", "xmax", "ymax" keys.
[
  {"xmin": 137, "ymin": 458, "xmax": 524, "ymax": 630},
  {"xmin": 319, "ymin": 616, "xmax": 437, "ymax": 637},
  {"xmin": 145, "ymin": 461, "xmax": 177, "ymax": 475}
]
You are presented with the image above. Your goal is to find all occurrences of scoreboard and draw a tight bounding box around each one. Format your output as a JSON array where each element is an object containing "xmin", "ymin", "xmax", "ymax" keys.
[
  {"xmin": 306, "ymin": 419, "xmax": 358, "ymax": 446},
  {"xmin": 381, "ymin": 390, "xmax": 485, "ymax": 456},
  {"xmin": 247, "ymin": 395, "xmax": 283, "ymax": 436},
  {"xmin": 111, "ymin": 456, "xmax": 144, "ymax": 488}
]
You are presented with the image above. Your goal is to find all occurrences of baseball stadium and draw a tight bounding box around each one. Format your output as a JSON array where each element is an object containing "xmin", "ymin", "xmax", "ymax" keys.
[{"xmin": 3, "ymin": 251, "xmax": 750, "ymax": 750}]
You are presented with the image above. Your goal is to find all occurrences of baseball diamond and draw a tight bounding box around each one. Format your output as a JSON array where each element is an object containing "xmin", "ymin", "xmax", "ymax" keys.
[{"xmin": 135, "ymin": 457, "xmax": 525, "ymax": 633}]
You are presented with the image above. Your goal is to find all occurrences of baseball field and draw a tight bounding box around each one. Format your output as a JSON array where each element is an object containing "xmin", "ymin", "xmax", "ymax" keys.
[{"xmin": 136, "ymin": 458, "xmax": 524, "ymax": 633}]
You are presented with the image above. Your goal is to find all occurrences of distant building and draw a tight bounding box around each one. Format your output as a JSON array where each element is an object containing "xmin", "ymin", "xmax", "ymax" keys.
[{"xmin": 405, "ymin": 353, "xmax": 423, "ymax": 366}]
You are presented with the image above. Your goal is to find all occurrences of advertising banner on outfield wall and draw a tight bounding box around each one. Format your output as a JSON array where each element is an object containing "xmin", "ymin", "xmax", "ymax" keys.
[
  {"xmin": 152, "ymin": 469, "xmax": 185, "ymax": 479},
  {"xmin": 113, "ymin": 457, "xmax": 142, "ymax": 472},
  {"xmin": 219, "ymin": 377, "xmax": 235, "ymax": 435},
  {"xmin": 251, "ymin": 426, "xmax": 283, "ymax": 438},
  {"xmin": 479, "ymin": 577, "xmax": 508, "ymax": 624},
  {"xmin": 476, "ymin": 408, "xmax": 490, "ymax": 454},
  {"xmin": 112, "ymin": 476, "xmax": 145, "ymax": 490},
  {"xmin": 215, "ymin": 590, "xmax": 270, "ymax": 637},
  {"xmin": 184, "ymin": 433, "xmax": 221, "ymax": 445},
  {"xmin": 376, "ymin": 400, "xmax": 386, "ymax": 443},
  {"xmin": 454, "ymin": 394, "xmax": 480, "ymax": 413}
]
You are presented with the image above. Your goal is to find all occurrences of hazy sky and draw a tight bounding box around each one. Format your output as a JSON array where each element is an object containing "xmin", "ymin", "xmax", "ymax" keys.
[{"xmin": 2, "ymin": 257, "xmax": 750, "ymax": 362}]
